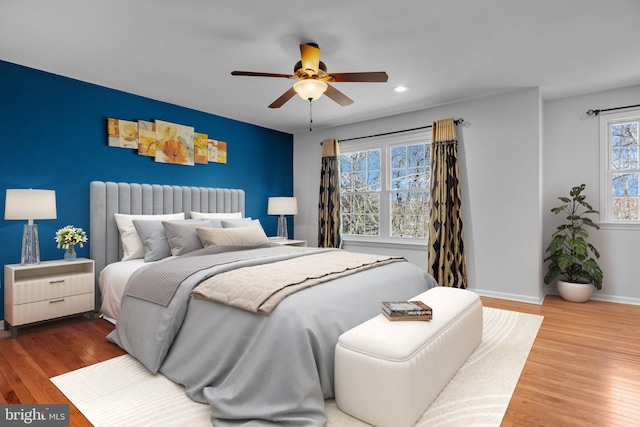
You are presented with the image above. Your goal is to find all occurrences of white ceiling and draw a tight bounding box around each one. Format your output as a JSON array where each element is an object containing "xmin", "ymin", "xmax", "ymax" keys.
[{"xmin": 1, "ymin": 0, "xmax": 639, "ymax": 134}]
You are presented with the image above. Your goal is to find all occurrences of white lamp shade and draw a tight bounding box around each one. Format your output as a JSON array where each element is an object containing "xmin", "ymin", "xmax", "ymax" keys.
[
  {"xmin": 5, "ymin": 189, "xmax": 57, "ymax": 220},
  {"xmin": 293, "ymin": 79, "xmax": 328, "ymax": 101},
  {"xmin": 268, "ymin": 197, "xmax": 297, "ymax": 215}
]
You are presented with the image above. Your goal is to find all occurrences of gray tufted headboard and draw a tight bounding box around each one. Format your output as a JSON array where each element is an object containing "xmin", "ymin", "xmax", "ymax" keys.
[{"xmin": 89, "ymin": 181, "xmax": 245, "ymax": 309}]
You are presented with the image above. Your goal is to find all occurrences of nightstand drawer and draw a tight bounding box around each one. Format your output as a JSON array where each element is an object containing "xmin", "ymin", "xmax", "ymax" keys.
[
  {"xmin": 8, "ymin": 292, "xmax": 94, "ymax": 326},
  {"xmin": 10, "ymin": 273, "xmax": 94, "ymax": 305},
  {"xmin": 4, "ymin": 259, "xmax": 96, "ymax": 337}
]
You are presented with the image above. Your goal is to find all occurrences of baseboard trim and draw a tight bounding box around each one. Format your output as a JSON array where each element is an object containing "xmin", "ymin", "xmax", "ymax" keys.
[
  {"xmin": 470, "ymin": 285, "xmax": 640, "ymax": 307},
  {"xmin": 470, "ymin": 288, "xmax": 545, "ymax": 305},
  {"xmin": 545, "ymin": 289, "xmax": 640, "ymax": 306}
]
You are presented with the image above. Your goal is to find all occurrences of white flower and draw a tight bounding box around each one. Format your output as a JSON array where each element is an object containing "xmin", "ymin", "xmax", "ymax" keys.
[{"xmin": 55, "ymin": 225, "xmax": 88, "ymax": 250}]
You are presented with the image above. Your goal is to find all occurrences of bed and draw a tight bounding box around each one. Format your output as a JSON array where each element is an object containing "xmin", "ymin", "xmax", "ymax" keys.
[{"xmin": 90, "ymin": 181, "xmax": 436, "ymax": 426}]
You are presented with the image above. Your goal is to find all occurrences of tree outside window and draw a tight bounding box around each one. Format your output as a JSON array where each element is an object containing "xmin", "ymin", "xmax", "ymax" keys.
[
  {"xmin": 339, "ymin": 134, "xmax": 431, "ymax": 240},
  {"xmin": 600, "ymin": 110, "xmax": 640, "ymax": 225},
  {"xmin": 611, "ymin": 122, "xmax": 639, "ymax": 221}
]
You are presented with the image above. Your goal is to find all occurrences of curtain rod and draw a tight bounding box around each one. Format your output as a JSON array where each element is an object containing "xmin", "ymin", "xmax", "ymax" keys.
[
  {"xmin": 320, "ymin": 118, "xmax": 464, "ymax": 145},
  {"xmin": 586, "ymin": 104, "xmax": 640, "ymax": 116}
]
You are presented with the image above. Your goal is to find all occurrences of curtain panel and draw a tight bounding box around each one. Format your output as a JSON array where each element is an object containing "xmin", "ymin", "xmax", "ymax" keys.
[
  {"xmin": 428, "ymin": 118, "xmax": 468, "ymax": 288},
  {"xmin": 318, "ymin": 139, "xmax": 341, "ymax": 248}
]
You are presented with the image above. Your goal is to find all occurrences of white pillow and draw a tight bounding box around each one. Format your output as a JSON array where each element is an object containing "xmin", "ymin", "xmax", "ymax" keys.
[
  {"xmin": 115, "ymin": 212, "xmax": 184, "ymax": 260},
  {"xmin": 190, "ymin": 211, "xmax": 243, "ymax": 219},
  {"xmin": 196, "ymin": 225, "xmax": 269, "ymax": 247}
]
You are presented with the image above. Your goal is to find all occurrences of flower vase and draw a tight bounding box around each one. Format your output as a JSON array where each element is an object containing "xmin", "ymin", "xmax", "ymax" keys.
[{"xmin": 64, "ymin": 245, "xmax": 77, "ymax": 261}]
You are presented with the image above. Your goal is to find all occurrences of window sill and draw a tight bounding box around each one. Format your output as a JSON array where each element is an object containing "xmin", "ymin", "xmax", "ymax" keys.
[
  {"xmin": 341, "ymin": 237, "xmax": 428, "ymax": 250},
  {"xmin": 598, "ymin": 222, "xmax": 640, "ymax": 231}
]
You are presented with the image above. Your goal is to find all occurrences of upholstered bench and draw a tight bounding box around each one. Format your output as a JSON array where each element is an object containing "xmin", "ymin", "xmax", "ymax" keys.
[{"xmin": 334, "ymin": 286, "xmax": 483, "ymax": 427}]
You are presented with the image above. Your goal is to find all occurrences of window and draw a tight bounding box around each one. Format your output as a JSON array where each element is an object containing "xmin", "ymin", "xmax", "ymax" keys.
[
  {"xmin": 339, "ymin": 130, "xmax": 431, "ymax": 242},
  {"xmin": 600, "ymin": 109, "xmax": 640, "ymax": 225},
  {"xmin": 339, "ymin": 149, "xmax": 381, "ymax": 236}
]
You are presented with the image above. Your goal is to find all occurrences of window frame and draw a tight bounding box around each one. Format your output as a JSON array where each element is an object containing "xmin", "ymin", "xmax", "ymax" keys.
[
  {"xmin": 599, "ymin": 109, "xmax": 640, "ymax": 229},
  {"xmin": 339, "ymin": 129, "xmax": 431, "ymax": 245}
]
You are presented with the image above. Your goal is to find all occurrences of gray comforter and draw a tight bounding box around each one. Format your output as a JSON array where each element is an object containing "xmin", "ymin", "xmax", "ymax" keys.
[{"xmin": 108, "ymin": 245, "xmax": 436, "ymax": 426}]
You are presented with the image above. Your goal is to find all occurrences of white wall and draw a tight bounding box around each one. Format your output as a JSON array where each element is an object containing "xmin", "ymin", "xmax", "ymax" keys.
[
  {"xmin": 543, "ymin": 84, "xmax": 640, "ymax": 305},
  {"xmin": 294, "ymin": 88, "xmax": 544, "ymax": 304}
]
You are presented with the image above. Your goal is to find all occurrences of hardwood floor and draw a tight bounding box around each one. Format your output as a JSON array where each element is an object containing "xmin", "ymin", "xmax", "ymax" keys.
[
  {"xmin": 0, "ymin": 316, "xmax": 124, "ymax": 427},
  {"xmin": 483, "ymin": 295, "xmax": 640, "ymax": 427},
  {"xmin": 0, "ymin": 295, "xmax": 639, "ymax": 426}
]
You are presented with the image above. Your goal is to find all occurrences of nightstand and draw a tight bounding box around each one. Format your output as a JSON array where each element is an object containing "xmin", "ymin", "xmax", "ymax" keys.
[
  {"xmin": 4, "ymin": 258, "xmax": 95, "ymax": 338},
  {"xmin": 270, "ymin": 239, "xmax": 307, "ymax": 247}
]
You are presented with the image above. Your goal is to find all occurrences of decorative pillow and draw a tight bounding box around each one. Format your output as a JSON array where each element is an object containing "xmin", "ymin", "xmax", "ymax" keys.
[
  {"xmin": 190, "ymin": 211, "xmax": 243, "ymax": 219},
  {"xmin": 132, "ymin": 220, "xmax": 172, "ymax": 262},
  {"xmin": 197, "ymin": 225, "xmax": 269, "ymax": 247},
  {"xmin": 115, "ymin": 212, "xmax": 184, "ymax": 261},
  {"xmin": 163, "ymin": 219, "xmax": 214, "ymax": 256},
  {"xmin": 221, "ymin": 218, "xmax": 260, "ymax": 228}
]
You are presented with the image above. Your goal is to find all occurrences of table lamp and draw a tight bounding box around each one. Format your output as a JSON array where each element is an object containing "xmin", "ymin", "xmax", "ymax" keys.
[
  {"xmin": 4, "ymin": 189, "xmax": 57, "ymax": 264},
  {"xmin": 267, "ymin": 197, "xmax": 297, "ymax": 240}
]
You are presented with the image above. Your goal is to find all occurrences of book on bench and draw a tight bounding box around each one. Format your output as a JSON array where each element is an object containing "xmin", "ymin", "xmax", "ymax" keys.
[{"xmin": 381, "ymin": 300, "xmax": 432, "ymax": 321}]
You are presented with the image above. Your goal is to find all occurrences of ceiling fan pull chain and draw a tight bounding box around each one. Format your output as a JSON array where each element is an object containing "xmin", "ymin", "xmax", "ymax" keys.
[{"xmin": 309, "ymin": 98, "xmax": 313, "ymax": 131}]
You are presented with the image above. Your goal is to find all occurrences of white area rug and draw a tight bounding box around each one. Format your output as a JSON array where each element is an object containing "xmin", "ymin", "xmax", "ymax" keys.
[{"xmin": 51, "ymin": 307, "xmax": 542, "ymax": 427}]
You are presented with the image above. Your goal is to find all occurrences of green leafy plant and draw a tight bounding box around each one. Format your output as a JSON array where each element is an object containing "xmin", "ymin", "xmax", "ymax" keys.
[{"xmin": 544, "ymin": 184, "xmax": 603, "ymax": 290}]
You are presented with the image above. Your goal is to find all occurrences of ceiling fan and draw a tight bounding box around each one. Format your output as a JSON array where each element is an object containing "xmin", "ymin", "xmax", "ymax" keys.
[{"xmin": 231, "ymin": 43, "xmax": 388, "ymax": 108}]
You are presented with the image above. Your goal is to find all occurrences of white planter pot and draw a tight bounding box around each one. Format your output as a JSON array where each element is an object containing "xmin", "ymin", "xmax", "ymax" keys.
[{"xmin": 556, "ymin": 280, "xmax": 594, "ymax": 303}]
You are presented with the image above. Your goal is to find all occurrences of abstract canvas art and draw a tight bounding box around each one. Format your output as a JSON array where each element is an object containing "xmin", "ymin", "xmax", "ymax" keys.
[
  {"xmin": 107, "ymin": 118, "xmax": 138, "ymax": 149},
  {"xmin": 106, "ymin": 118, "xmax": 225, "ymax": 166},
  {"xmin": 137, "ymin": 120, "xmax": 157, "ymax": 157},
  {"xmin": 208, "ymin": 139, "xmax": 227, "ymax": 164},
  {"xmin": 154, "ymin": 120, "xmax": 195, "ymax": 166},
  {"xmin": 194, "ymin": 133, "xmax": 209, "ymax": 164}
]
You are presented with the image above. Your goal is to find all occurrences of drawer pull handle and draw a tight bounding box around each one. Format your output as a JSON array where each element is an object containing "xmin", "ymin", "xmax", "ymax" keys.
[
  {"xmin": 49, "ymin": 299, "xmax": 65, "ymax": 304},
  {"xmin": 49, "ymin": 279, "xmax": 65, "ymax": 284}
]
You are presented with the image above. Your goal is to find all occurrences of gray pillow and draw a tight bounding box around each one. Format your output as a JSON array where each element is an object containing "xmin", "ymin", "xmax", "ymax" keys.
[
  {"xmin": 163, "ymin": 219, "xmax": 214, "ymax": 256},
  {"xmin": 201, "ymin": 217, "xmax": 250, "ymax": 228},
  {"xmin": 132, "ymin": 220, "xmax": 171, "ymax": 262},
  {"xmin": 221, "ymin": 218, "xmax": 259, "ymax": 228}
]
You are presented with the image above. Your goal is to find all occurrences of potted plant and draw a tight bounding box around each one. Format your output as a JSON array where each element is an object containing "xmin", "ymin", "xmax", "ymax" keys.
[{"xmin": 544, "ymin": 184, "xmax": 603, "ymax": 302}]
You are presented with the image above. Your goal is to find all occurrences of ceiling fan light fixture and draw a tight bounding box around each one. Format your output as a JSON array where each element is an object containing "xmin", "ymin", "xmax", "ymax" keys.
[{"xmin": 293, "ymin": 79, "xmax": 328, "ymax": 101}]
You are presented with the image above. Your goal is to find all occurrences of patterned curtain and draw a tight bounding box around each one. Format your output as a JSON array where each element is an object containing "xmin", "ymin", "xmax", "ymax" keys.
[
  {"xmin": 428, "ymin": 118, "xmax": 468, "ymax": 288},
  {"xmin": 318, "ymin": 139, "xmax": 341, "ymax": 248}
]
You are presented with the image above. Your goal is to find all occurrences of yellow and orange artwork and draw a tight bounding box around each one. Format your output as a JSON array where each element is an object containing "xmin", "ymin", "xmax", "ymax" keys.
[
  {"xmin": 107, "ymin": 118, "xmax": 138, "ymax": 148},
  {"xmin": 154, "ymin": 120, "xmax": 195, "ymax": 166},
  {"xmin": 137, "ymin": 120, "xmax": 157, "ymax": 157},
  {"xmin": 194, "ymin": 133, "xmax": 209, "ymax": 164},
  {"xmin": 208, "ymin": 139, "xmax": 227, "ymax": 164}
]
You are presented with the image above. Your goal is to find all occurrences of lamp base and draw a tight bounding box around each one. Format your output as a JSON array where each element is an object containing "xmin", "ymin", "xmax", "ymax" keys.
[
  {"xmin": 276, "ymin": 216, "xmax": 288, "ymax": 240},
  {"xmin": 21, "ymin": 223, "xmax": 40, "ymax": 264}
]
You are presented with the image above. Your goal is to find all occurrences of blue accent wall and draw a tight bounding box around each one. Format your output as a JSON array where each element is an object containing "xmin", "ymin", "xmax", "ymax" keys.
[{"xmin": 0, "ymin": 60, "xmax": 293, "ymax": 320}]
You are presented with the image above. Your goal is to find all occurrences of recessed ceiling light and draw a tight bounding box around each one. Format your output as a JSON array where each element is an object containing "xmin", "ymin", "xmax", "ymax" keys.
[{"xmin": 393, "ymin": 85, "xmax": 409, "ymax": 93}]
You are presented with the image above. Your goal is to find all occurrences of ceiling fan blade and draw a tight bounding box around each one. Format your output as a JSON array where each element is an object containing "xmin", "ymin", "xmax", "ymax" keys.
[
  {"xmin": 231, "ymin": 71, "xmax": 294, "ymax": 79},
  {"xmin": 300, "ymin": 44, "xmax": 321, "ymax": 76},
  {"xmin": 324, "ymin": 83, "xmax": 354, "ymax": 106},
  {"xmin": 330, "ymin": 72, "xmax": 389, "ymax": 83},
  {"xmin": 268, "ymin": 87, "xmax": 298, "ymax": 108}
]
